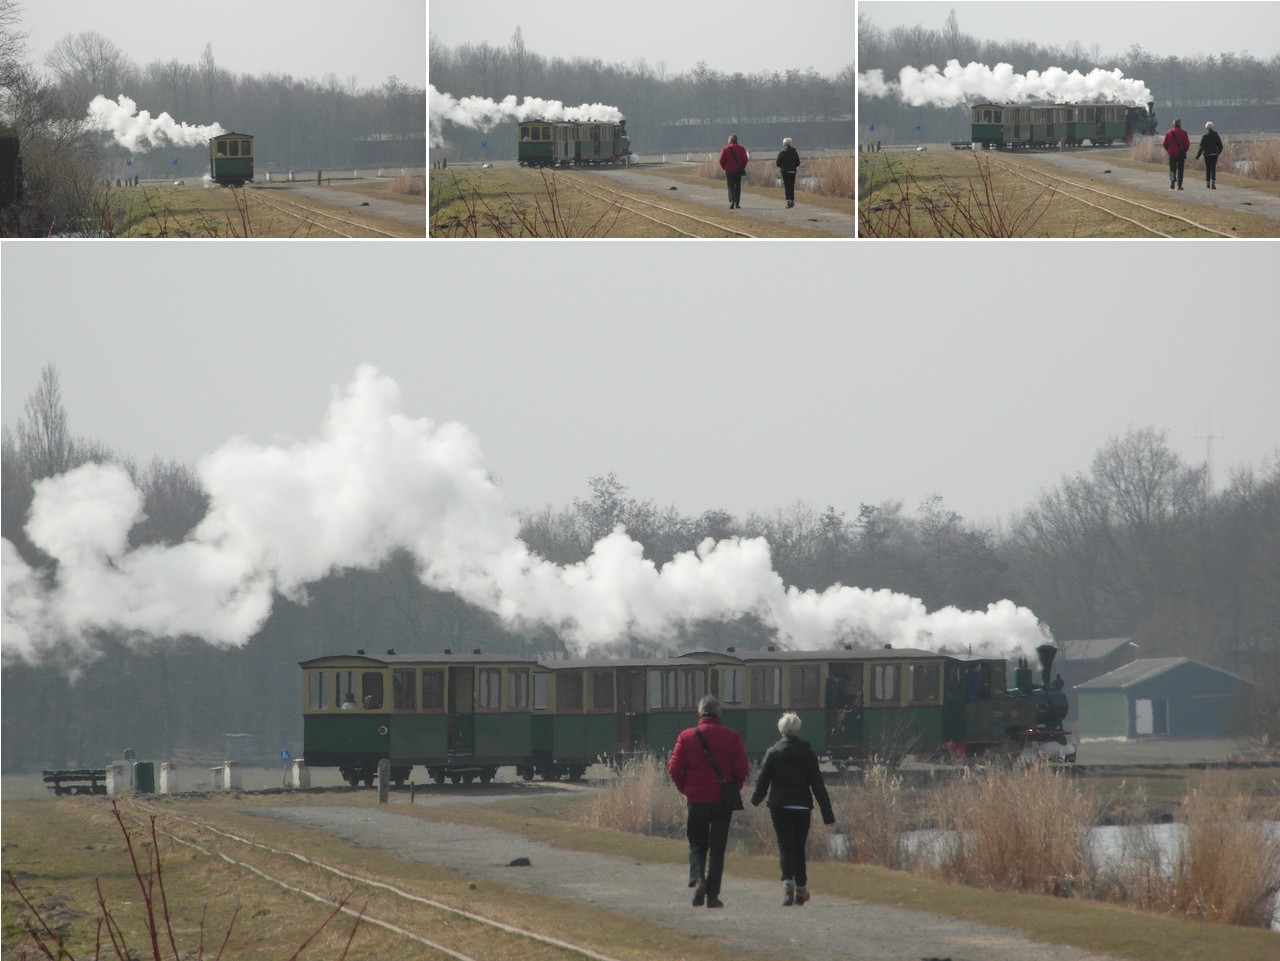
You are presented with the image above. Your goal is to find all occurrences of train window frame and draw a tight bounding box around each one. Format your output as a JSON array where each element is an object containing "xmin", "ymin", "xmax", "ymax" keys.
[
  {"xmin": 361, "ymin": 672, "xmax": 384, "ymax": 710},
  {"xmin": 532, "ymin": 673, "xmax": 549, "ymax": 710},
  {"xmin": 790, "ymin": 665, "xmax": 821, "ymax": 707},
  {"xmin": 751, "ymin": 666, "xmax": 782, "ymax": 708},
  {"xmin": 557, "ymin": 671, "xmax": 584, "ymax": 712},
  {"xmin": 477, "ymin": 669, "xmax": 502, "ymax": 710},
  {"xmin": 508, "ymin": 669, "xmax": 529, "ymax": 710},
  {"xmin": 870, "ymin": 664, "xmax": 899, "ymax": 705},
  {"xmin": 648, "ymin": 668, "xmax": 677, "ymax": 710},
  {"xmin": 392, "ymin": 669, "xmax": 416, "ymax": 710},
  {"xmin": 422, "ymin": 669, "xmax": 445, "ymax": 712},
  {"xmin": 590, "ymin": 671, "xmax": 614, "ymax": 712},
  {"xmin": 908, "ymin": 662, "xmax": 941, "ymax": 705},
  {"xmin": 308, "ymin": 671, "xmax": 329, "ymax": 711},
  {"xmin": 721, "ymin": 667, "xmax": 743, "ymax": 704},
  {"xmin": 678, "ymin": 668, "xmax": 707, "ymax": 710},
  {"xmin": 215, "ymin": 140, "xmax": 228, "ymax": 156},
  {"xmin": 240, "ymin": 140, "xmax": 251, "ymax": 157}
]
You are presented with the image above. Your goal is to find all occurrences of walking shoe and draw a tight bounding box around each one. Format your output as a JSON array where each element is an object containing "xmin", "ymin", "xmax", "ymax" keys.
[
  {"xmin": 1178, "ymin": 184, "xmax": 1183, "ymax": 189},
  {"xmin": 1212, "ymin": 182, "xmax": 1217, "ymax": 189},
  {"xmin": 796, "ymin": 887, "xmax": 810, "ymax": 904},
  {"xmin": 782, "ymin": 884, "xmax": 794, "ymax": 906},
  {"xmin": 692, "ymin": 880, "xmax": 706, "ymax": 906},
  {"xmin": 1170, "ymin": 180, "xmax": 1175, "ymax": 189},
  {"xmin": 705, "ymin": 895, "xmax": 724, "ymax": 909}
]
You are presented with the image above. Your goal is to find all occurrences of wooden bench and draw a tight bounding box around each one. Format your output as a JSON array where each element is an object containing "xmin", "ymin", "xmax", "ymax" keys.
[{"xmin": 42, "ymin": 768, "xmax": 108, "ymax": 796}]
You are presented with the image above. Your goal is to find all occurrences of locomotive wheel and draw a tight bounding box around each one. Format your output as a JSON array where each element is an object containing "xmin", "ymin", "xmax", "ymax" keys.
[
  {"xmin": 429, "ymin": 768, "xmax": 445, "ymax": 785},
  {"xmin": 568, "ymin": 765, "xmax": 586, "ymax": 782},
  {"xmin": 449, "ymin": 774, "xmax": 462, "ymax": 784}
]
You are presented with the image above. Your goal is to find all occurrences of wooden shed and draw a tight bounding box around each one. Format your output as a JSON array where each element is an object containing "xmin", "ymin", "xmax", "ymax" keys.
[{"xmin": 1075, "ymin": 657, "xmax": 1249, "ymax": 739}]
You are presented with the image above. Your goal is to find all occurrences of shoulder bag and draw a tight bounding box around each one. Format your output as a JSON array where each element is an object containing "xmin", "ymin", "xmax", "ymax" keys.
[{"xmin": 695, "ymin": 729, "xmax": 743, "ymax": 810}]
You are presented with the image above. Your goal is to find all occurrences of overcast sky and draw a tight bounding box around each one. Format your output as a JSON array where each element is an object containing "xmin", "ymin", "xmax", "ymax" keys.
[
  {"xmin": 860, "ymin": 1, "xmax": 1280, "ymax": 62},
  {"xmin": 3, "ymin": 241, "xmax": 1276, "ymax": 531},
  {"xmin": 428, "ymin": 0, "xmax": 855, "ymax": 81},
  {"xmin": 13, "ymin": 0, "xmax": 425, "ymax": 93}
]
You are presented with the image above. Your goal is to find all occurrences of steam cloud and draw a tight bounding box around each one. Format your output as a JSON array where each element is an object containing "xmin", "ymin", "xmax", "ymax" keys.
[
  {"xmin": 860, "ymin": 61, "xmax": 1152, "ymax": 108},
  {"xmin": 87, "ymin": 95, "xmax": 226, "ymax": 152},
  {"xmin": 429, "ymin": 84, "xmax": 624, "ymax": 147},
  {"xmin": 1, "ymin": 366, "xmax": 1050, "ymax": 667}
]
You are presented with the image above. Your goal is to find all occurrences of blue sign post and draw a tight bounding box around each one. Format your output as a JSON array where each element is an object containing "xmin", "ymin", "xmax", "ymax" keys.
[{"xmin": 280, "ymin": 748, "xmax": 292, "ymax": 787}]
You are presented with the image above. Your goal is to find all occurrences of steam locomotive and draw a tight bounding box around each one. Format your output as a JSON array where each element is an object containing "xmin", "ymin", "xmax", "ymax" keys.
[
  {"xmin": 301, "ymin": 642, "xmax": 1072, "ymax": 787},
  {"xmin": 970, "ymin": 101, "xmax": 1157, "ymax": 148},
  {"xmin": 517, "ymin": 119, "xmax": 630, "ymax": 167}
]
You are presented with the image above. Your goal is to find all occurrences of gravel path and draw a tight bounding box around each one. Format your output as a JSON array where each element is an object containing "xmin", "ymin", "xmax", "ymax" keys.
[
  {"xmin": 578, "ymin": 165, "xmax": 855, "ymax": 238},
  {"xmin": 1006, "ymin": 150, "xmax": 1280, "ymax": 224},
  {"xmin": 250, "ymin": 802, "xmax": 1120, "ymax": 961},
  {"xmin": 272, "ymin": 182, "xmax": 427, "ymax": 231}
]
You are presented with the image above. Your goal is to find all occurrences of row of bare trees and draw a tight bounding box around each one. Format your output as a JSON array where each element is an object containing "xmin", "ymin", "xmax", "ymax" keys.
[
  {"xmin": 1, "ymin": 4, "xmax": 425, "ymax": 234},
  {"xmin": 430, "ymin": 27, "xmax": 854, "ymax": 153},
  {"xmin": 3, "ymin": 366, "xmax": 1278, "ymax": 768}
]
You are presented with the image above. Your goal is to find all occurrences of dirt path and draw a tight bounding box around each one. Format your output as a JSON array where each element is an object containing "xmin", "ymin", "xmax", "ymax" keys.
[
  {"xmin": 269, "ymin": 181, "xmax": 427, "ymax": 231},
  {"xmin": 1011, "ymin": 150, "xmax": 1280, "ymax": 224},
  {"xmin": 578, "ymin": 164, "xmax": 855, "ymax": 238},
  {"xmin": 251, "ymin": 801, "xmax": 1119, "ymax": 961}
]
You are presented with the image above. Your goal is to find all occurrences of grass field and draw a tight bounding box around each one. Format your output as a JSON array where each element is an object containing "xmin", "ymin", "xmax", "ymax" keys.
[
  {"xmin": 429, "ymin": 164, "xmax": 849, "ymax": 238},
  {"xmin": 5, "ymin": 762, "xmax": 1277, "ymax": 960},
  {"xmin": 93, "ymin": 179, "xmax": 424, "ymax": 238},
  {"xmin": 858, "ymin": 148, "xmax": 1280, "ymax": 237}
]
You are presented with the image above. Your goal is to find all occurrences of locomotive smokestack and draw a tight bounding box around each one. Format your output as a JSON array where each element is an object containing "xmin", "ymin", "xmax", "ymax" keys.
[{"xmin": 1036, "ymin": 644, "xmax": 1058, "ymax": 687}]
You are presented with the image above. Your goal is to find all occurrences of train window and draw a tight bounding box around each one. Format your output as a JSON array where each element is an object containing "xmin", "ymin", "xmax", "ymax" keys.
[
  {"xmin": 215, "ymin": 140, "xmax": 227, "ymax": 156},
  {"xmin": 361, "ymin": 672, "xmax": 384, "ymax": 709},
  {"xmin": 534, "ymin": 673, "xmax": 549, "ymax": 710},
  {"xmin": 591, "ymin": 672, "xmax": 614, "ymax": 711},
  {"xmin": 240, "ymin": 140, "xmax": 250, "ymax": 157},
  {"xmin": 790, "ymin": 666, "xmax": 821, "ymax": 707},
  {"xmin": 557, "ymin": 672, "xmax": 584, "ymax": 712},
  {"xmin": 392, "ymin": 669, "xmax": 416, "ymax": 710},
  {"xmin": 870, "ymin": 664, "xmax": 898, "ymax": 704},
  {"xmin": 308, "ymin": 672, "xmax": 328, "ymax": 710},
  {"xmin": 509, "ymin": 670, "xmax": 529, "ymax": 709},
  {"xmin": 422, "ymin": 670, "xmax": 444, "ymax": 711},
  {"xmin": 478, "ymin": 669, "xmax": 501, "ymax": 709},
  {"xmin": 751, "ymin": 667, "xmax": 781, "ymax": 707},
  {"xmin": 721, "ymin": 668, "xmax": 743, "ymax": 704},
  {"xmin": 678, "ymin": 668, "xmax": 707, "ymax": 709},
  {"xmin": 909, "ymin": 663, "xmax": 940, "ymax": 704},
  {"xmin": 648, "ymin": 669, "xmax": 677, "ymax": 710},
  {"xmin": 336, "ymin": 671, "xmax": 357, "ymax": 707}
]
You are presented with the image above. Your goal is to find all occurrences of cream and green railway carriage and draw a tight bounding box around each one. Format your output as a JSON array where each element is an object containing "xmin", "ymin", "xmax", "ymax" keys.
[{"xmin": 209, "ymin": 132, "xmax": 254, "ymax": 186}]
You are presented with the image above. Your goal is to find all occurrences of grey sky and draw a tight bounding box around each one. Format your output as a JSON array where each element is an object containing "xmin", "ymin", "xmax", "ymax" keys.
[
  {"xmin": 13, "ymin": 0, "xmax": 425, "ymax": 92},
  {"xmin": 860, "ymin": 1, "xmax": 1280, "ymax": 61},
  {"xmin": 428, "ymin": 0, "xmax": 855, "ymax": 81},
  {"xmin": 3, "ymin": 241, "xmax": 1276, "ymax": 530}
]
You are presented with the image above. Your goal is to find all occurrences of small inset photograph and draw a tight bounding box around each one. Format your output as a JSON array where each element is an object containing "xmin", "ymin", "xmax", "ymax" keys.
[
  {"xmin": 429, "ymin": 1, "xmax": 854, "ymax": 238},
  {"xmin": 857, "ymin": 1, "xmax": 1280, "ymax": 238},
  {"xmin": 0, "ymin": 0, "xmax": 426, "ymax": 237}
]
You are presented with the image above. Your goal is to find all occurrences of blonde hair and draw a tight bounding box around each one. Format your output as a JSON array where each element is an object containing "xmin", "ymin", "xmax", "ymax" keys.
[{"xmin": 778, "ymin": 712, "xmax": 801, "ymax": 737}]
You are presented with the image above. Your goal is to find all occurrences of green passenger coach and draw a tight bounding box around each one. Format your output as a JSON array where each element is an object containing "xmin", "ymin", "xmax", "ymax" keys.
[{"xmin": 209, "ymin": 132, "xmax": 254, "ymax": 186}]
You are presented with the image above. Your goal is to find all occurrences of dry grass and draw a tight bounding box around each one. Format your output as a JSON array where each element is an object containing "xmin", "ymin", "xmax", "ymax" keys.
[
  {"xmin": 694, "ymin": 155, "xmax": 854, "ymax": 199},
  {"xmin": 1128, "ymin": 136, "xmax": 1280, "ymax": 182},
  {"xmin": 389, "ymin": 172, "xmax": 425, "ymax": 196},
  {"xmin": 584, "ymin": 759, "xmax": 1280, "ymax": 928}
]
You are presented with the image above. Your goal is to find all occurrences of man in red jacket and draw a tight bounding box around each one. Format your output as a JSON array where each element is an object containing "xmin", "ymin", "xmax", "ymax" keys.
[
  {"xmin": 1162, "ymin": 118, "xmax": 1191, "ymax": 190},
  {"xmin": 668, "ymin": 694, "xmax": 749, "ymax": 908},
  {"xmin": 718, "ymin": 134, "xmax": 750, "ymax": 209}
]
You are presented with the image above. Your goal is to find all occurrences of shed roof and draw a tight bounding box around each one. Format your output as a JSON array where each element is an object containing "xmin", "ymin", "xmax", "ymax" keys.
[
  {"xmin": 1059, "ymin": 638, "xmax": 1135, "ymax": 662},
  {"xmin": 1075, "ymin": 657, "xmax": 1245, "ymax": 690}
]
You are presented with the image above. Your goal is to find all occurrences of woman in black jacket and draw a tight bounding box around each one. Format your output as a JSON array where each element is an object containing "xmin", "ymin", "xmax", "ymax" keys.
[
  {"xmin": 775, "ymin": 138, "xmax": 801, "ymax": 208},
  {"xmin": 1196, "ymin": 122, "xmax": 1224, "ymax": 189},
  {"xmin": 750, "ymin": 712, "xmax": 836, "ymax": 905}
]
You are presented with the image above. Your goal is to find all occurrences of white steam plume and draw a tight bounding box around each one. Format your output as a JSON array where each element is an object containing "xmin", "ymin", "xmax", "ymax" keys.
[
  {"xmin": 859, "ymin": 61, "xmax": 1152, "ymax": 108},
  {"xmin": 87, "ymin": 95, "xmax": 226, "ymax": 152},
  {"xmin": 429, "ymin": 84, "xmax": 623, "ymax": 147},
  {"xmin": 1, "ymin": 366, "xmax": 1050, "ymax": 666}
]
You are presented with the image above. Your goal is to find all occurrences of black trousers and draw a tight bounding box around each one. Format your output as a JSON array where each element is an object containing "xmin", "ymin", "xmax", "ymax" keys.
[
  {"xmin": 1204, "ymin": 154, "xmax": 1219, "ymax": 183},
  {"xmin": 781, "ymin": 169, "xmax": 797, "ymax": 202},
  {"xmin": 1168, "ymin": 152, "xmax": 1185, "ymax": 186},
  {"xmin": 725, "ymin": 171, "xmax": 743, "ymax": 205},
  {"xmin": 686, "ymin": 801, "xmax": 733, "ymax": 897},
  {"xmin": 769, "ymin": 807, "xmax": 813, "ymax": 887}
]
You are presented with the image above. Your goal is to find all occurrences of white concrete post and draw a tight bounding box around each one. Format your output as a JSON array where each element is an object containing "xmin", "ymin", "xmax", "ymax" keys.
[
  {"xmin": 105, "ymin": 762, "xmax": 129, "ymax": 795},
  {"xmin": 222, "ymin": 760, "xmax": 241, "ymax": 791},
  {"xmin": 289, "ymin": 759, "xmax": 311, "ymax": 789},
  {"xmin": 159, "ymin": 762, "xmax": 177, "ymax": 794}
]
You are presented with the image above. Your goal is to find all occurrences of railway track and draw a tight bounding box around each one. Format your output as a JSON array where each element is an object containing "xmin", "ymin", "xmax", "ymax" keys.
[
  {"xmin": 552, "ymin": 169, "xmax": 758, "ymax": 238},
  {"xmin": 985, "ymin": 156, "xmax": 1238, "ymax": 238},
  {"xmin": 128, "ymin": 802, "xmax": 626, "ymax": 961},
  {"xmin": 245, "ymin": 187, "xmax": 405, "ymax": 238}
]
